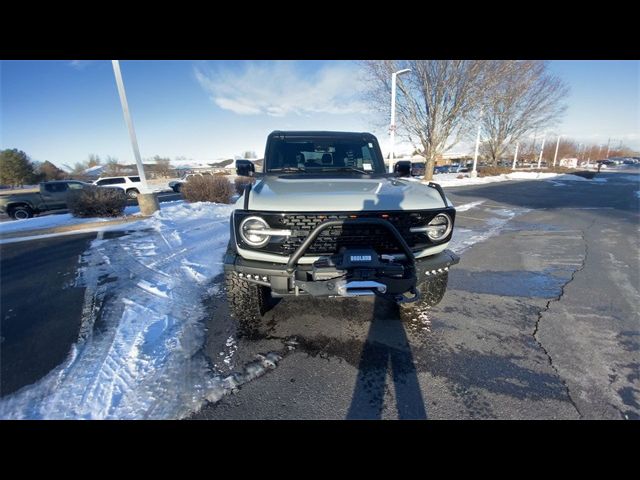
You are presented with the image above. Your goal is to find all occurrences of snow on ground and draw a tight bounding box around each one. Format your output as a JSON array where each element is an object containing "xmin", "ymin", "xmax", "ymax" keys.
[
  {"xmin": 0, "ymin": 206, "xmax": 141, "ymax": 234},
  {"xmin": 449, "ymin": 206, "xmax": 530, "ymax": 255},
  {"xmin": 454, "ymin": 200, "xmax": 486, "ymax": 212},
  {"xmin": 0, "ymin": 201, "xmax": 286, "ymax": 419},
  {"xmin": 420, "ymin": 171, "xmax": 592, "ymax": 188}
]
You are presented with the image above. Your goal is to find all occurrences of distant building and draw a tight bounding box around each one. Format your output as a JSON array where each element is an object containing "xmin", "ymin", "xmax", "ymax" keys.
[{"xmin": 560, "ymin": 158, "xmax": 578, "ymax": 168}]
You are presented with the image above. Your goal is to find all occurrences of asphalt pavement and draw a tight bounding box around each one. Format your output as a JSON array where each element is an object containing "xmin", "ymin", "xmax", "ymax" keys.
[
  {"xmin": 193, "ymin": 169, "xmax": 640, "ymax": 419},
  {"xmin": 2, "ymin": 172, "xmax": 638, "ymax": 418},
  {"xmin": 0, "ymin": 233, "xmax": 97, "ymax": 395}
]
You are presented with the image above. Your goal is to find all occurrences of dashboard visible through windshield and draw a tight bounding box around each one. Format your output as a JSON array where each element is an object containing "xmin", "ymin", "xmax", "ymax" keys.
[{"xmin": 266, "ymin": 137, "xmax": 386, "ymax": 174}]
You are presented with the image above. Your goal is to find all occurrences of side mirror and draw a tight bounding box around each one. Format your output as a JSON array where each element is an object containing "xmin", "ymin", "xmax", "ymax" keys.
[
  {"xmin": 394, "ymin": 162, "xmax": 411, "ymax": 177},
  {"xmin": 236, "ymin": 161, "xmax": 255, "ymax": 177}
]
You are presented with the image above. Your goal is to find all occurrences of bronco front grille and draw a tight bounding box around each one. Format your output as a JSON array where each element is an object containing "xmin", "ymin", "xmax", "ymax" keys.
[{"xmin": 236, "ymin": 210, "xmax": 454, "ymax": 256}]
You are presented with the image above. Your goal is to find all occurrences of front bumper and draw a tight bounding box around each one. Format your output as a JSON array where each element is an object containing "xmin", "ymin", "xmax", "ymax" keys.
[
  {"xmin": 225, "ymin": 216, "xmax": 459, "ymax": 302},
  {"xmin": 224, "ymin": 248, "xmax": 459, "ymax": 301}
]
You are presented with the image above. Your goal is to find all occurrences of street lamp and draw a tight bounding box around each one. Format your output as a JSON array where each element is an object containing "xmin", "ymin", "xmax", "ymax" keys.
[
  {"xmin": 537, "ymin": 135, "xmax": 546, "ymax": 169},
  {"xmin": 112, "ymin": 60, "xmax": 159, "ymax": 215},
  {"xmin": 470, "ymin": 107, "xmax": 484, "ymax": 178},
  {"xmin": 389, "ymin": 68, "xmax": 411, "ymax": 173},
  {"xmin": 552, "ymin": 134, "xmax": 563, "ymax": 167}
]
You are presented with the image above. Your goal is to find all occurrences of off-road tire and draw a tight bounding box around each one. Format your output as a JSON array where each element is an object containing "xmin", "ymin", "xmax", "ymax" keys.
[
  {"xmin": 399, "ymin": 272, "xmax": 449, "ymax": 322},
  {"xmin": 9, "ymin": 205, "xmax": 34, "ymax": 220},
  {"xmin": 225, "ymin": 270, "xmax": 272, "ymax": 337},
  {"xmin": 126, "ymin": 188, "xmax": 139, "ymax": 199},
  {"xmin": 172, "ymin": 184, "xmax": 182, "ymax": 193}
]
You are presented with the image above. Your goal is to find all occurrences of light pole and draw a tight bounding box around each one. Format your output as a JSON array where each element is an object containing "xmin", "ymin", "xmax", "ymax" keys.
[
  {"xmin": 553, "ymin": 134, "xmax": 563, "ymax": 167},
  {"xmin": 512, "ymin": 142, "xmax": 519, "ymax": 170},
  {"xmin": 389, "ymin": 68, "xmax": 411, "ymax": 173},
  {"xmin": 537, "ymin": 135, "xmax": 546, "ymax": 169},
  {"xmin": 112, "ymin": 60, "xmax": 159, "ymax": 215},
  {"xmin": 470, "ymin": 107, "xmax": 484, "ymax": 178}
]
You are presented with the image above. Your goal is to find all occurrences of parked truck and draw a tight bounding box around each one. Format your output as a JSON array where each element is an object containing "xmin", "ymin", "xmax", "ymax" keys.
[{"xmin": 0, "ymin": 180, "xmax": 91, "ymax": 220}]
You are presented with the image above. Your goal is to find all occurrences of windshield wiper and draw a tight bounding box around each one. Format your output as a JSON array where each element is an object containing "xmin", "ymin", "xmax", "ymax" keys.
[
  {"xmin": 322, "ymin": 167, "xmax": 371, "ymax": 175},
  {"xmin": 269, "ymin": 167, "xmax": 307, "ymax": 173}
]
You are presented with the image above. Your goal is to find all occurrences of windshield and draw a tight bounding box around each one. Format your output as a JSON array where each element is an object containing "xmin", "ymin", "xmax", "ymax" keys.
[{"xmin": 266, "ymin": 137, "xmax": 385, "ymax": 174}]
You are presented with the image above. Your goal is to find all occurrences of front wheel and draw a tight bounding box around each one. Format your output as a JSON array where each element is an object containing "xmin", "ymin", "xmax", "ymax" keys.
[
  {"xmin": 126, "ymin": 188, "xmax": 139, "ymax": 199},
  {"xmin": 399, "ymin": 272, "xmax": 449, "ymax": 322},
  {"xmin": 10, "ymin": 205, "xmax": 34, "ymax": 220},
  {"xmin": 225, "ymin": 270, "xmax": 272, "ymax": 337}
]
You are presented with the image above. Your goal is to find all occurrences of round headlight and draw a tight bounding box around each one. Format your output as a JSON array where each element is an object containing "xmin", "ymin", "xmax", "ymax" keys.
[
  {"xmin": 239, "ymin": 216, "xmax": 270, "ymax": 247},
  {"xmin": 426, "ymin": 213, "xmax": 452, "ymax": 241}
]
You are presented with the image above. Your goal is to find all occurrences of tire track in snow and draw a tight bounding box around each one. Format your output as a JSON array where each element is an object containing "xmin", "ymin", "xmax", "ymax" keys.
[{"xmin": 0, "ymin": 203, "xmax": 287, "ymax": 419}]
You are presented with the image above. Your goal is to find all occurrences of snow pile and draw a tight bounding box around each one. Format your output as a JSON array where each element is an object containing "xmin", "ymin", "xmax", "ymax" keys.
[
  {"xmin": 0, "ymin": 201, "xmax": 284, "ymax": 419},
  {"xmin": 428, "ymin": 171, "xmax": 591, "ymax": 188},
  {"xmin": 0, "ymin": 206, "xmax": 141, "ymax": 234}
]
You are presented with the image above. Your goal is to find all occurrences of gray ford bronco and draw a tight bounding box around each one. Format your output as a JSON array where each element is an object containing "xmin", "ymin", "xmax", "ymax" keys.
[{"xmin": 224, "ymin": 131, "xmax": 459, "ymax": 333}]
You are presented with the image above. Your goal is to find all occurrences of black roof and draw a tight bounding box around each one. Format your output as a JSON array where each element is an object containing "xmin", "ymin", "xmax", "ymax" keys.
[{"xmin": 268, "ymin": 130, "xmax": 376, "ymax": 140}]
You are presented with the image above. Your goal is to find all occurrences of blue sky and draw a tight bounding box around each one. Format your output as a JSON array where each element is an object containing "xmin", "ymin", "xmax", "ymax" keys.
[{"xmin": 1, "ymin": 60, "xmax": 638, "ymax": 169}]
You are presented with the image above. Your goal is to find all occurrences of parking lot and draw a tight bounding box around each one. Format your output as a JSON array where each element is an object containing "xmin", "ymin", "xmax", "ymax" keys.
[
  {"xmin": 2, "ymin": 170, "xmax": 637, "ymax": 419},
  {"xmin": 191, "ymin": 171, "xmax": 639, "ymax": 419}
]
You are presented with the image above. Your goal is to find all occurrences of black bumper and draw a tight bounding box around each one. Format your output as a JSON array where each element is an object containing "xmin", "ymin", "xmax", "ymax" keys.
[
  {"xmin": 224, "ymin": 249, "xmax": 460, "ymax": 300},
  {"xmin": 225, "ymin": 216, "xmax": 459, "ymax": 302}
]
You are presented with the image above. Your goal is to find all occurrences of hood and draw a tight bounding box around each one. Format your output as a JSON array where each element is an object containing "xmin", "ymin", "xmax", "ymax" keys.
[{"xmin": 245, "ymin": 176, "xmax": 450, "ymax": 212}]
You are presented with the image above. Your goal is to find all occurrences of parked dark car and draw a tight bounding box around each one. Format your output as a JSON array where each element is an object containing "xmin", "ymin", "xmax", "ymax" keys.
[
  {"xmin": 433, "ymin": 165, "xmax": 451, "ymax": 174},
  {"xmin": 411, "ymin": 162, "xmax": 425, "ymax": 176},
  {"xmin": 393, "ymin": 160, "xmax": 412, "ymax": 176},
  {"xmin": 0, "ymin": 180, "xmax": 92, "ymax": 220}
]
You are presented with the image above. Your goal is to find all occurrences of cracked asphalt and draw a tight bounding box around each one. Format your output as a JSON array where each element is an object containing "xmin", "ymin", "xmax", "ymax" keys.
[{"xmin": 193, "ymin": 170, "xmax": 640, "ymax": 420}]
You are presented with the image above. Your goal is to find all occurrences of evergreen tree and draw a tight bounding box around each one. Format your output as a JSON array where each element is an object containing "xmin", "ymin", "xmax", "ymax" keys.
[{"xmin": 0, "ymin": 149, "xmax": 35, "ymax": 186}]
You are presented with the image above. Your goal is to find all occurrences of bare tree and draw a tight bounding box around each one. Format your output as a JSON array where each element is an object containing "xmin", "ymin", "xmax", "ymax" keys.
[
  {"xmin": 153, "ymin": 155, "xmax": 173, "ymax": 178},
  {"xmin": 87, "ymin": 154, "xmax": 101, "ymax": 167},
  {"xmin": 104, "ymin": 156, "xmax": 122, "ymax": 176},
  {"xmin": 361, "ymin": 60, "xmax": 504, "ymax": 181},
  {"xmin": 481, "ymin": 61, "xmax": 568, "ymax": 165}
]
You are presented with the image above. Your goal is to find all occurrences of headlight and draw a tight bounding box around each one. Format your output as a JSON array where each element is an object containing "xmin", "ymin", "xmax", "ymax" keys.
[
  {"xmin": 410, "ymin": 213, "xmax": 452, "ymax": 241},
  {"xmin": 239, "ymin": 216, "xmax": 292, "ymax": 248}
]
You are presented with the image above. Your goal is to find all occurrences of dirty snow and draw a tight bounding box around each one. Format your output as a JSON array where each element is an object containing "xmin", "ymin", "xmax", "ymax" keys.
[
  {"xmin": 449, "ymin": 207, "xmax": 530, "ymax": 255},
  {"xmin": 455, "ymin": 200, "xmax": 486, "ymax": 212},
  {"xmin": 0, "ymin": 201, "xmax": 286, "ymax": 419},
  {"xmin": 0, "ymin": 206, "xmax": 141, "ymax": 234}
]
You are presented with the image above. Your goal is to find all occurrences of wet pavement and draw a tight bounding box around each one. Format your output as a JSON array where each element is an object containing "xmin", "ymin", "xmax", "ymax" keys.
[{"xmin": 193, "ymin": 170, "xmax": 640, "ymax": 419}]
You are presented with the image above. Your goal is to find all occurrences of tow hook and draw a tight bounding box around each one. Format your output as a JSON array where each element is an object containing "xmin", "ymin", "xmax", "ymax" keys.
[{"xmin": 394, "ymin": 286, "xmax": 421, "ymax": 304}]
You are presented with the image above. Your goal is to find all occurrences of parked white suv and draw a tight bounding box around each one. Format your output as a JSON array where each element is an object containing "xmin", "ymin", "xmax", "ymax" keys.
[{"xmin": 93, "ymin": 176, "xmax": 143, "ymax": 199}]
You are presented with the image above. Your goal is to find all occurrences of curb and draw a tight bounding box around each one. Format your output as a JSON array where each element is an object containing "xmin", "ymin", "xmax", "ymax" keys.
[{"xmin": 0, "ymin": 215, "xmax": 147, "ymax": 240}]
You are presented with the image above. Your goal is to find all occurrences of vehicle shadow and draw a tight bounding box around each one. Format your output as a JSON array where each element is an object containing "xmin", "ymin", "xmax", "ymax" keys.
[
  {"xmin": 346, "ymin": 296, "xmax": 427, "ymax": 419},
  {"xmin": 346, "ymin": 176, "xmax": 428, "ymax": 419}
]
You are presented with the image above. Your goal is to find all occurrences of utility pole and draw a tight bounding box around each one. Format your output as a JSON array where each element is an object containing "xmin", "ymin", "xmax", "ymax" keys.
[
  {"xmin": 605, "ymin": 138, "xmax": 611, "ymax": 159},
  {"xmin": 112, "ymin": 60, "xmax": 159, "ymax": 215},
  {"xmin": 553, "ymin": 135, "xmax": 562, "ymax": 167},
  {"xmin": 470, "ymin": 107, "xmax": 484, "ymax": 178},
  {"xmin": 388, "ymin": 68, "xmax": 411, "ymax": 173},
  {"xmin": 512, "ymin": 142, "xmax": 519, "ymax": 170},
  {"xmin": 537, "ymin": 136, "xmax": 546, "ymax": 169}
]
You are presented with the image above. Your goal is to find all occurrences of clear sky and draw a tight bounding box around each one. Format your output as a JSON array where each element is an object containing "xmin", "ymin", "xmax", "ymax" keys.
[{"xmin": 1, "ymin": 60, "xmax": 638, "ymax": 169}]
